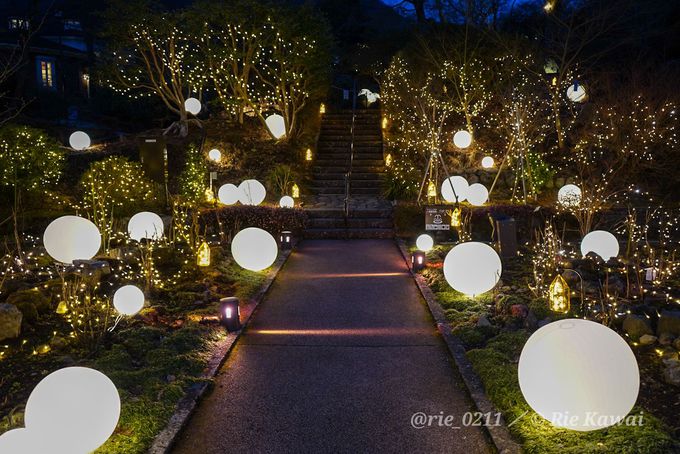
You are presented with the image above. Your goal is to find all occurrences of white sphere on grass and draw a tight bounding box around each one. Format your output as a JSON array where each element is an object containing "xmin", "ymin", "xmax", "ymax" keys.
[
  {"xmin": 69, "ymin": 131, "xmax": 91, "ymax": 150},
  {"xmin": 265, "ymin": 114, "xmax": 286, "ymax": 139},
  {"xmin": 467, "ymin": 183, "xmax": 489, "ymax": 206},
  {"xmin": 558, "ymin": 184, "xmax": 582, "ymax": 207},
  {"xmin": 185, "ymin": 97, "xmax": 201, "ymax": 115},
  {"xmin": 416, "ymin": 234, "xmax": 434, "ymax": 252},
  {"xmin": 581, "ymin": 230, "xmax": 619, "ymax": 261},
  {"xmin": 279, "ymin": 196, "xmax": 294, "ymax": 208},
  {"xmin": 43, "ymin": 215, "xmax": 101, "ymax": 264},
  {"xmin": 231, "ymin": 227, "xmax": 278, "ymax": 271},
  {"xmin": 208, "ymin": 149, "xmax": 221, "ymax": 162},
  {"xmin": 238, "ymin": 179, "xmax": 266, "ymax": 206},
  {"xmin": 441, "ymin": 176, "xmax": 469, "ymax": 203},
  {"xmin": 453, "ymin": 130, "xmax": 472, "ymax": 149},
  {"xmin": 443, "ymin": 242, "xmax": 502, "ymax": 296},
  {"xmin": 518, "ymin": 318, "xmax": 639, "ymax": 431},
  {"xmin": 218, "ymin": 184, "xmax": 240, "ymax": 205},
  {"xmin": 0, "ymin": 428, "xmax": 46, "ymax": 453},
  {"xmin": 113, "ymin": 285, "xmax": 145, "ymax": 316},
  {"xmin": 128, "ymin": 211, "xmax": 164, "ymax": 242},
  {"xmin": 566, "ymin": 84, "xmax": 587, "ymax": 103},
  {"xmin": 481, "ymin": 156, "xmax": 495, "ymax": 168}
]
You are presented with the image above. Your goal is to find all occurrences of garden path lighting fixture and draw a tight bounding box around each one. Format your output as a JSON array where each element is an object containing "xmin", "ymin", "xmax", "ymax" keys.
[
  {"xmin": 280, "ymin": 231, "xmax": 293, "ymax": 250},
  {"xmin": 411, "ymin": 251, "xmax": 426, "ymax": 272},
  {"xmin": 220, "ymin": 297, "xmax": 242, "ymax": 332}
]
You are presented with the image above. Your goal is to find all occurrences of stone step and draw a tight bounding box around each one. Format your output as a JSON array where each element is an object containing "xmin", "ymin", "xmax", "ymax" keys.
[
  {"xmin": 303, "ymin": 228, "xmax": 394, "ymax": 240},
  {"xmin": 308, "ymin": 217, "xmax": 393, "ymax": 229},
  {"xmin": 319, "ymin": 134, "xmax": 382, "ymax": 141},
  {"xmin": 310, "ymin": 179, "xmax": 383, "ymax": 188},
  {"xmin": 312, "ymin": 172, "xmax": 383, "ymax": 180},
  {"xmin": 309, "ymin": 187, "xmax": 383, "ymax": 196},
  {"xmin": 315, "ymin": 152, "xmax": 384, "ymax": 160},
  {"xmin": 305, "ymin": 208, "xmax": 393, "ymax": 219},
  {"xmin": 318, "ymin": 139, "xmax": 382, "ymax": 147}
]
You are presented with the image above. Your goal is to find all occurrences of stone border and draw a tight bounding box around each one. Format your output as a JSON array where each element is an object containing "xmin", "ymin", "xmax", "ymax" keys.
[
  {"xmin": 396, "ymin": 240, "xmax": 521, "ymax": 454},
  {"xmin": 148, "ymin": 249, "xmax": 292, "ymax": 454}
]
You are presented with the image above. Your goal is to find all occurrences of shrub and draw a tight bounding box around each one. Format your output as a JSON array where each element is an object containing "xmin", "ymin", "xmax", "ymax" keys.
[
  {"xmin": 201, "ymin": 205, "xmax": 307, "ymax": 241},
  {"xmin": 178, "ymin": 144, "xmax": 208, "ymax": 203}
]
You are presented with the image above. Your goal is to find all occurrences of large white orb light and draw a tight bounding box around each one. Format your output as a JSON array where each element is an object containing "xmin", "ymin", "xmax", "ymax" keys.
[
  {"xmin": 581, "ymin": 230, "xmax": 619, "ymax": 261},
  {"xmin": 441, "ymin": 176, "xmax": 469, "ymax": 203},
  {"xmin": 481, "ymin": 156, "xmax": 495, "ymax": 169},
  {"xmin": 25, "ymin": 367, "xmax": 121, "ymax": 453},
  {"xmin": 453, "ymin": 130, "xmax": 472, "ymax": 149},
  {"xmin": 218, "ymin": 183, "xmax": 240, "ymax": 205},
  {"xmin": 43, "ymin": 216, "xmax": 101, "ymax": 264},
  {"xmin": 443, "ymin": 242, "xmax": 502, "ymax": 296},
  {"xmin": 558, "ymin": 184, "xmax": 582, "ymax": 207},
  {"xmin": 518, "ymin": 319, "xmax": 639, "ymax": 431},
  {"xmin": 566, "ymin": 84, "xmax": 587, "ymax": 103},
  {"xmin": 128, "ymin": 211, "xmax": 164, "ymax": 242},
  {"xmin": 185, "ymin": 97, "xmax": 201, "ymax": 115},
  {"xmin": 208, "ymin": 148, "xmax": 221, "ymax": 162},
  {"xmin": 265, "ymin": 114, "xmax": 286, "ymax": 139},
  {"xmin": 113, "ymin": 285, "xmax": 145, "ymax": 316},
  {"xmin": 238, "ymin": 179, "xmax": 266, "ymax": 206},
  {"xmin": 467, "ymin": 183, "xmax": 489, "ymax": 206},
  {"xmin": 69, "ymin": 131, "xmax": 91, "ymax": 150},
  {"xmin": 416, "ymin": 234, "xmax": 434, "ymax": 252},
  {"xmin": 0, "ymin": 428, "xmax": 45, "ymax": 453},
  {"xmin": 231, "ymin": 227, "xmax": 278, "ymax": 271},
  {"xmin": 279, "ymin": 195, "xmax": 294, "ymax": 208}
]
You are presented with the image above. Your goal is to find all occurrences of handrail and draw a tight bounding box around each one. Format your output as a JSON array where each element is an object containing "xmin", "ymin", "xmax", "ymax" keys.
[{"xmin": 344, "ymin": 77, "xmax": 357, "ymax": 220}]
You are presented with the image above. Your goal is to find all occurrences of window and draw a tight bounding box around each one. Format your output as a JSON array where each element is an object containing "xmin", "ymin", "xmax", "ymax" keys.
[
  {"xmin": 63, "ymin": 19, "xmax": 82, "ymax": 31},
  {"xmin": 36, "ymin": 58, "xmax": 56, "ymax": 90},
  {"xmin": 8, "ymin": 17, "xmax": 29, "ymax": 31}
]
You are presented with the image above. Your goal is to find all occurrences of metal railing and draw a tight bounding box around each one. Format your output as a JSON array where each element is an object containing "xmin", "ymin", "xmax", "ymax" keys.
[{"xmin": 343, "ymin": 78, "xmax": 357, "ymax": 220}]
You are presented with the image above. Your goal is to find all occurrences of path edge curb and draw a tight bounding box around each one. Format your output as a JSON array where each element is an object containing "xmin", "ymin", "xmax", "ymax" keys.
[
  {"xmin": 396, "ymin": 239, "xmax": 522, "ymax": 454},
  {"xmin": 148, "ymin": 249, "xmax": 292, "ymax": 454}
]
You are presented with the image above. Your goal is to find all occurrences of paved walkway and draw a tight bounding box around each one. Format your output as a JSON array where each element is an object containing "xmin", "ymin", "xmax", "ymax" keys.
[{"xmin": 172, "ymin": 240, "xmax": 490, "ymax": 453}]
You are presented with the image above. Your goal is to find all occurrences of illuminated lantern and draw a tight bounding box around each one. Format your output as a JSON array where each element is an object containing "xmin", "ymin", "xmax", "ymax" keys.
[
  {"xmin": 382, "ymin": 117, "xmax": 388, "ymax": 129},
  {"xmin": 453, "ymin": 130, "xmax": 472, "ymax": 149},
  {"xmin": 543, "ymin": 59, "xmax": 558, "ymax": 74},
  {"xmin": 548, "ymin": 275, "xmax": 570, "ymax": 313},
  {"xmin": 280, "ymin": 231, "xmax": 293, "ymax": 250},
  {"xmin": 56, "ymin": 301, "xmax": 68, "ymax": 314},
  {"xmin": 427, "ymin": 181, "xmax": 437, "ymax": 198},
  {"xmin": 265, "ymin": 114, "xmax": 286, "ymax": 139},
  {"xmin": 231, "ymin": 227, "xmax": 278, "ymax": 271},
  {"xmin": 441, "ymin": 176, "xmax": 469, "ymax": 203},
  {"xmin": 291, "ymin": 183, "xmax": 300, "ymax": 198},
  {"xmin": 43, "ymin": 216, "xmax": 101, "ymax": 264},
  {"xmin": 319, "ymin": 103, "xmax": 326, "ymax": 114},
  {"xmin": 185, "ymin": 97, "xmax": 201, "ymax": 115},
  {"xmin": 113, "ymin": 285, "xmax": 145, "ymax": 316},
  {"xmin": 411, "ymin": 251, "xmax": 426, "ymax": 272},
  {"xmin": 566, "ymin": 83, "xmax": 587, "ymax": 103},
  {"xmin": 238, "ymin": 179, "xmax": 266, "ymax": 206},
  {"xmin": 481, "ymin": 156, "xmax": 495, "ymax": 169},
  {"xmin": 558, "ymin": 184, "xmax": 582, "ymax": 207},
  {"xmin": 205, "ymin": 187, "xmax": 215, "ymax": 202},
  {"xmin": 518, "ymin": 319, "xmax": 639, "ymax": 431},
  {"xmin": 305, "ymin": 148, "xmax": 313, "ymax": 161},
  {"xmin": 467, "ymin": 183, "xmax": 489, "ymax": 206},
  {"xmin": 450, "ymin": 206, "xmax": 462, "ymax": 228},
  {"xmin": 416, "ymin": 234, "xmax": 434, "ymax": 252},
  {"xmin": 385, "ymin": 153, "xmax": 393, "ymax": 167},
  {"xmin": 581, "ymin": 230, "xmax": 619, "ymax": 261},
  {"xmin": 279, "ymin": 196, "xmax": 294, "ymax": 208},
  {"xmin": 25, "ymin": 367, "xmax": 121, "ymax": 453},
  {"xmin": 128, "ymin": 211, "xmax": 164, "ymax": 242},
  {"xmin": 443, "ymin": 242, "xmax": 502, "ymax": 296},
  {"xmin": 197, "ymin": 241, "xmax": 211, "ymax": 267},
  {"xmin": 69, "ymin": 131, "xmax": 91, "ymax": 150},
  {"xmin": 208, "ymin": 148, "xmax": 221, "ymax": 162},
  {"xmin": 219, "ymin": 297, "xmax": 241, "ymax": 331},
  {"xmin": 218, "ymin": 183, "xmax": 239, "ymax": 205}
]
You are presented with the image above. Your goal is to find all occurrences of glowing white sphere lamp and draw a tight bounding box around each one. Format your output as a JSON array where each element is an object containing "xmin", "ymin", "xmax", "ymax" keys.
[
  {"xmin": 0, "ymin": 428, "xmax": 45, "ymax": 453},
  {"xmin": 481, "ymin": 156, "xmax": 495, "ymax": 169},
  {"xmin": 208, "ymin": 148, "xmax": 221, "ymax": 162},
  {"xmin": 238, "ymin": 179, "xmax": 266, "ymax": 206},
  {"xmin": 453, "ymin": 130, "xmax": 472, "ymax": 149},
  {"xmin": 558, "ymin": 184, "xmax": 582, "ymax": 207},
  {"xmin": 128, "ymin": 211, "xmax": 164, "ymax": 242},
  {"xmin": 113, "ymin": 285, "xmax": 145, "ymax": 316},
  {"xmin": 466, "ymin": 183, "xmax": 489, "ymax": 206},
  {"xmin": 279, "ymin": 195, "xmax": 294, "ymax": 208},
  {"xmin": 185, "ymin": 97, "xmax": 201, "ymax": 115},
  {"xmin": 518, "ymin": 318, "xmax": 639, "ymax": 431},
  {"xmin": 231, "ymin": 227, "xmax": 278, "ymax": 272},
  {"xmin": 416, "ymin": 234, "xmax": 434, "ymax": 252},
  {"xmin": 566, "ymin": 83, "xmax": 587, "ymax": 103},
  {"xmin": 43, "ymin": 215, "xmax": 101, "ymax": 264},
  {"xmin": 581, "ymin": 230, "xmax": 619, "ymax": 261},
  {"xmin": 69, "ymin": 131, "xmax": 91, "ymax": 150},
  {"xmin": 25, "ymin": 367, "xmax": 121, "ymax": 453},
  {"xmin": 218, "ymin": 183, "xmax": 240, "ymax": 205},
  {"xmin": 443, "ymin": 242, "xmax": 502, "ymax": 296},
  {"xmin": 441, "ymin": 176, "xmax": 469, "ymax": 203},
  {"xmin": 265, "ymin": 114, "xmax": 286, "ymax": 139}
]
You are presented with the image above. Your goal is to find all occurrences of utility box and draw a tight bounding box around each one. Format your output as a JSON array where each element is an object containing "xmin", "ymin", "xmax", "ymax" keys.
[
  {"xmin": 496, "ymin": 218, "xmax": 518, "ymax": 258},
  {"xmin": 219, "ymin": 297, "xmax": 241, "ymax": 332}
]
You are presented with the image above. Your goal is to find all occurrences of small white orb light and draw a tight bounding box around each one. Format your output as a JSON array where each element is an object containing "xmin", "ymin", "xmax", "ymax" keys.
[
  {"xmin": 218, "ymin": 183, "xmax": 240, "ymax": 205},
  {"xmin": 518, "ymin": 319, "xmax": 639, "ymax": 431},
  {"xmin": 581, "ymin": 230, "xmax": 619, "ymax": 261},
  {"xmin": 25, "ymin": 367, "xmax": 121, "ymax": 453},
  {"xmin": 113, "ymin": 285, "xmax": 145, "ymax": 316},
  {"xmin": 481, "ymin": 156, "xmax": 495, "ymax": 169},
  {"xmin": 453, "ymin": 130, "xmax": 472, "ymax": 149},
  {"xmin": 265, "ymin": 114, "xmax": 286, "ymax": 139},
  {"xmin": 441, "ymin": 176, "xmax": 469, "ymax": 203},
  {"xmin": 416, "ymin": 234, "xmax": 434, "ymax": 252},
  {"xmin": 566, "ymin": 83, "xmax": 587, "ymax": 103},
  {"xmin": 185, "ymin": 97, "xmax": 201, "ymax": 115},
  {"xmin": 128, "ymin": 211, "xmax": 164, "ymax": 242},
  {"xmin": 466, "ymin": 183, "xmax": 489, "ymax": 206},
  {"xmin": 443, "ymin": 242, "xmax": 502, "ymax": 296},
  {"xmin": 279, "ymin": 196, "xmax": 294, "ymax": 208},
  {"xmin": 69, "ymin": 131, "xmax": 91, "ymax": 150},
  {"xmin": 238, "ymin": 179, "xmax": 266, "ymax": 206},
  {"xmin": 231, "ymin": 227, "xmax": 278, "ymax": 271},
  {"xmin": 558, "ymin": 184, "xmax": 582, "ymax": 207},
  {"xmin": 208, "ymin": 148, "xmax": 221, "ymax": 162},
  {"xmin": 43, "ymin": 215, "xmax": 101, "ymax": 264}
]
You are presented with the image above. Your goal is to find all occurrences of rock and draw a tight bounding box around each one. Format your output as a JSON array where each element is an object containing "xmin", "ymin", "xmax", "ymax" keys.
[
  {"xmin": 476, "ymin": 315, "xmax": 492, "ymax": 328},
  {"xmin": 524, "ymin": 311, "xmax": 538, "ymax": 330},
  {"xmin": 511, "ymin": 304, "xmax": 529, "ymax": 318},
  {"xmin": 623, "ymin": 314, "xmax": 653, "ymax": 340},
  {"xmin": 662, "ymin": 356, "xmax": 680, "ymax": 368},
  {"xmin": 0, "ymin": 304, "xmax": 22, "ymax": 341},
  {"xmin": 658, "ymin": 311, "xmax": 680, "ymax": 336},
  {"xmin": 674, "ymin": 338, "xmax": 680, "ymax": 351},
  {"xmin": 50, "ymin": 336, "xmax": 68, "ymax": 351},
  {"xmin": 639, "ymin": 334, "xmax": 657, "ymax": 346},
  {"xmin": 659, "ymin": 333, "xmax": 675, "ymax": 346},
  {"xmin": 663, "ymin": 365, "xmax": 680, "ymax": 386},
  {"xmin": 538, "ymin": 317, "xmax": 552, "ymax": 328}
]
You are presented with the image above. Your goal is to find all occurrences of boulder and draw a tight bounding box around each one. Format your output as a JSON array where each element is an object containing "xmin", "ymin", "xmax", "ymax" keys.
[
  {"xmin": 674, "ymin": 337, "xmax": 680, "ymax": 351},
  {"xmin": 639, "ymin": 334, "xmax": 657, "ymax": 346},
  {"xmin": 658, "ymin": 311, "xmax": 680, "ymax": 336},
  {"xmin": 659, "ymin": 333, "xmax": 675, "ymax": 346},
  {"xmin": 0, "ymin": 303, "xmax": 22, "ymax": 341},
  {"xmin": 663, "ymin": 365, "xmax": 680, "ymax": 386},
  {"xmin": 524, "ymin": 311, "xmax": 538, "ymax": 330},
  {"xmin": 511, "ymin": 304, "xmax": 529, "ymax": 318},
  {"xmin": 538, "ymin": 317, "xmax": 552, "ymax": 328},
  {"xmin": 476, "ymin": 315, "xmax": 492, "ymax": 328},
  {"xmin": 623, "ymin": 314, "xmax": 653, "ymax": 340}
]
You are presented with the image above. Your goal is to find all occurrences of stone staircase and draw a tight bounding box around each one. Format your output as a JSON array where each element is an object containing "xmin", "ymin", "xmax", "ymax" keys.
[{"xmin": 304, "ymin": 109, "xmax": 394, "ymax": 239}]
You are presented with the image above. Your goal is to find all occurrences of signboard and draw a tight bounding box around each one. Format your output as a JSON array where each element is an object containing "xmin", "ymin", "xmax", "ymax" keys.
[
  {"xmin": 425, "ymin": 206, "xmax": 451, "ymax": 231},
  {"xmin": 138, "ymin": 137, "xmax": 167, "ymax": 185}
]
